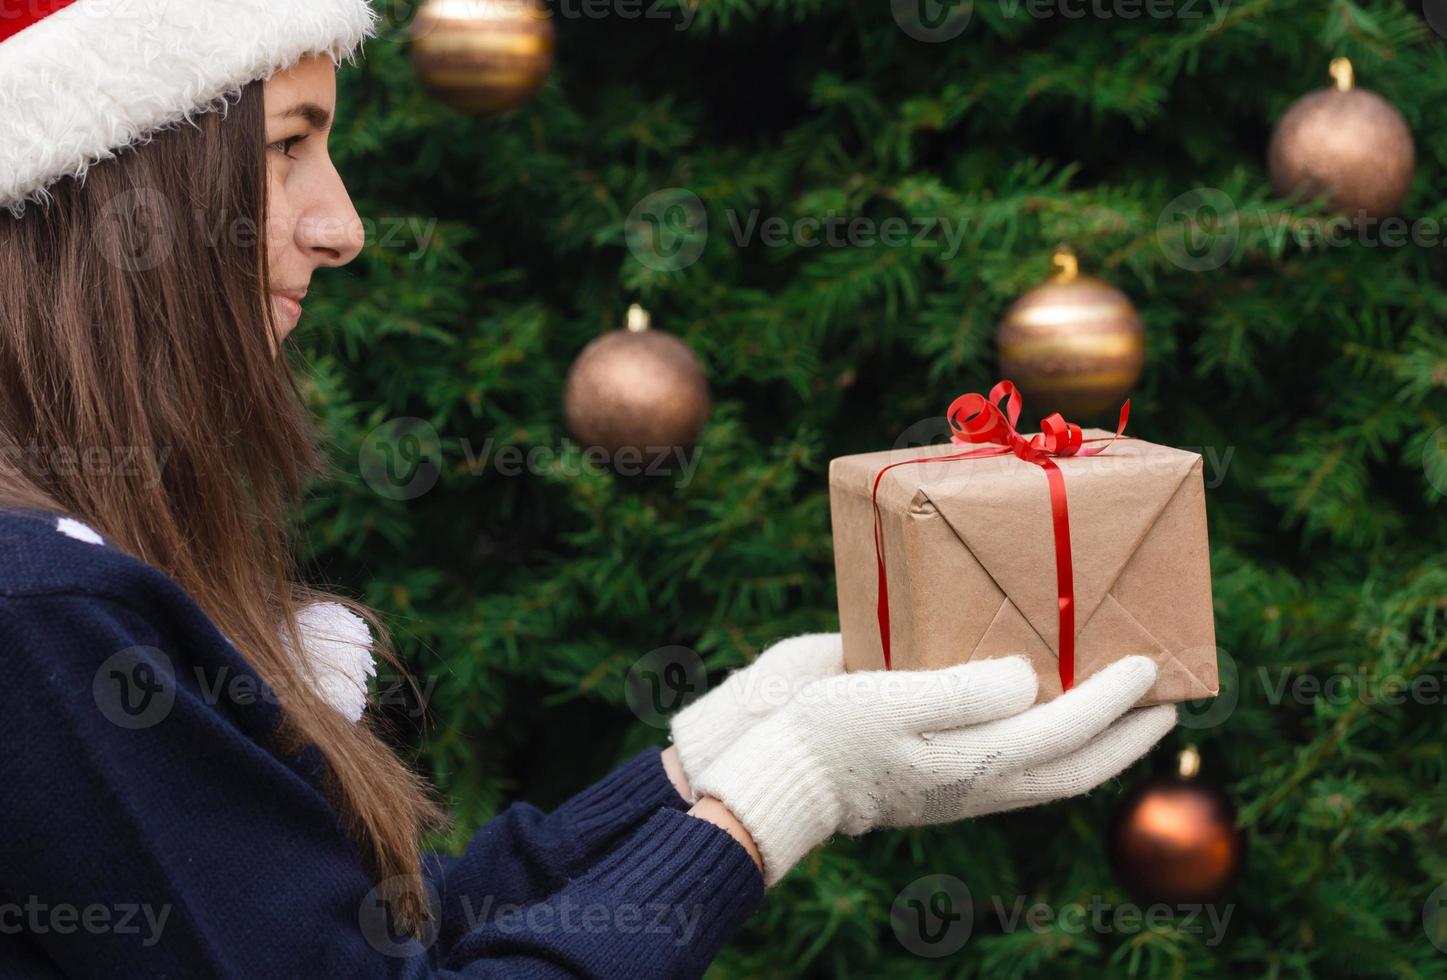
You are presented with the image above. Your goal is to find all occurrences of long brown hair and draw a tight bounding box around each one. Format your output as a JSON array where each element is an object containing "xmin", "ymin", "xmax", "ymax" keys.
[{"xmin": 0, "ymin": 82, "xmax": 448, "ymax": 932}]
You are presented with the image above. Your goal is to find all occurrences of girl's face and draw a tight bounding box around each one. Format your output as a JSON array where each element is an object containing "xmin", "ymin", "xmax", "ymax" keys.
[{"xmin": 262, "ymin": 55, "xmax": 365, "ymax": 347}]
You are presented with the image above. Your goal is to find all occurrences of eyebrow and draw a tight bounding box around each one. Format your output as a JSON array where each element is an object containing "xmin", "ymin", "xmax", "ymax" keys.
[{"xmin": 279, "ymin": 102, "xmax": 332, "ymax": 131}]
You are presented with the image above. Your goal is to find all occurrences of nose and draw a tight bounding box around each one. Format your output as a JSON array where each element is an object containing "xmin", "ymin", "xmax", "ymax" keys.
[{"xmin": 297, "ymin": 160, "xmax": 365, "ymax": 267}]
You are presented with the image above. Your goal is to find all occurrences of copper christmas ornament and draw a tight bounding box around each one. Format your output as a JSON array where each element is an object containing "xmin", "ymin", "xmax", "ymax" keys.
[
  {"xmin": 563, "ymin": 305, "xmax": 712, "ymax": 464},
  {"xmin": 410, "ymin": 0, "xmax": 555, "ymax": 117},
  {"xmin": 1109, "ymin": 747, "xmax": 1244, "ymax": 905},
  {"xmin": 1267, "ymin": 58, "xmax": 1415, "ymax": 220},
  {"xmin": 995, "ymin": 249, "xmax": 1145, "ymax": 420}
]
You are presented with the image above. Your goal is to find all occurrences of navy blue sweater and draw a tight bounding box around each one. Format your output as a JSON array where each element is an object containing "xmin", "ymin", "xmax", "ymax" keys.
[{"xmin": 0, "ymin": 508, "xmax": 763, "ymax": 978}]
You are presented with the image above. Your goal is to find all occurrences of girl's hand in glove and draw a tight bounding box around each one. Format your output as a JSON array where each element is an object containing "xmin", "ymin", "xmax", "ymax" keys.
[
  {"xmin": 689, "ymin": 653, "xmax": 1176, "ymax": 886},
  {"xmin": 667, "ymin": 633, "xmax": 845, "ymax": 792}
]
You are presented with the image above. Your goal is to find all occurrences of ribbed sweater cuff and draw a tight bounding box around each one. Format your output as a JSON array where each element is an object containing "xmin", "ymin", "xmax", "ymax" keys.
[
  {"xmin": 552, "ymin": 748, "xmax": 692, "ymax": 862},
  {"xmin": 446, "ymin": 807, "xmax": 764, "ymax": 978},
  {"xmin": 565, "ymin": 807, "xmax": 764, "ymax": 976}
]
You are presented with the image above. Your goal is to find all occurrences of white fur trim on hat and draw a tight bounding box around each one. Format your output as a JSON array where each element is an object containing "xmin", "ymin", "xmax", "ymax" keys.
[{"xmin": 0, "ymin": 0, "xmax": 378, "ymax": 214}]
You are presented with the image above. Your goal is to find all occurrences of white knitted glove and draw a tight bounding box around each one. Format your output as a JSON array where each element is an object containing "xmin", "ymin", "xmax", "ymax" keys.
[
  {"xmin": 690, "ymin": 654, "xmax": 1176, "ymax": 886},
  {"xmin": 668, "ymin": 634, "xmax": 845, "ymax": 791}
]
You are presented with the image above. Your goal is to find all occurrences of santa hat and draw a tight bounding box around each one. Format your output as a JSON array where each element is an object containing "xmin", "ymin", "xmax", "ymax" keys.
[{"xmin": 0, "ymin": 0, "xmax": 378, "ymax": 214}]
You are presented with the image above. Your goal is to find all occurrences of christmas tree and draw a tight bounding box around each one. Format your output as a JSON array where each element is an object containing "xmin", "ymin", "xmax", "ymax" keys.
[{"xmin": 297, "ymin": 1, "xmax": 1447, "ymax": 974}]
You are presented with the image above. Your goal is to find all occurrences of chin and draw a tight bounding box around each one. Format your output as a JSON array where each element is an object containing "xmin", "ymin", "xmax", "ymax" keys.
[{"xmin": 269, "ymin": 300, "xmax": 301, "ymax": 344}]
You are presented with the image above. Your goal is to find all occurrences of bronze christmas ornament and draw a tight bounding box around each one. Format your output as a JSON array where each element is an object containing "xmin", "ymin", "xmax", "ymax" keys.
[
  {"xmin": 1110, "ymin": 747, "xmax": 1245, "ymax": 905},
  {"xmin": 996, "ymin": 249, "xmax": 1146, "ymax": 421},
  {"xmin": 410, "ymin": 0, "xmax": 555, "ymax": 116},
  {"xmin": 1267, "ymin": 58, "xmax": 1415, "ymax": 220},
  {"xmin": 563, "ymin": 305, "xmax": 712, "ymax": 466}
]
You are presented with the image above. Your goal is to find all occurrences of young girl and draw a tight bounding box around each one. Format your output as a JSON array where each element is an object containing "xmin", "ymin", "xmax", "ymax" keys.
[{"xmin": 0, "ymin": 2, "xmax": 1177, "ymax": 976}]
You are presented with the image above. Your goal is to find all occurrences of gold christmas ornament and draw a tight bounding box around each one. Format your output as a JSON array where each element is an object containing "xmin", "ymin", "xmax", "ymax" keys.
[
  {"xmin": 563, "ymin": 305, "xmax": 712, "ymax": 465},
  {"xmin": 1267, "ymin": 58, "xmax": 1415, "ymax": 220},
  {"xmin": 409, "ymin": 0, "xmax": 555, "ymax": 117},
  {"xmin": 1109, "ymin": 747, "xmax": 1245, "ymax": 905},
  {"xmin": 995, "ymin": 248, "xmax": 1145, "ymax": 420}
]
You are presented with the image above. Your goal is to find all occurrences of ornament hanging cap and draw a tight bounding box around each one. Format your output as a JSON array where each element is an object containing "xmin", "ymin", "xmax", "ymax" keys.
[
  {"xmin": 1051, "ymin": 245, "xmax": 1079, "ymax": 282},
  {"xmin": 1330, "ymin": 57, "xmax": 1354, "ymax": 92},
  {"xmin": 626, "ymin": 304, "xmax": 652, "ymax": 332}
]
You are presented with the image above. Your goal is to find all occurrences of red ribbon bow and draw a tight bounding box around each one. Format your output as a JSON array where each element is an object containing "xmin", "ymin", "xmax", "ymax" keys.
[{"xmin": 872, "ymin": 381, "xmax": 1129, "ymax": 690}]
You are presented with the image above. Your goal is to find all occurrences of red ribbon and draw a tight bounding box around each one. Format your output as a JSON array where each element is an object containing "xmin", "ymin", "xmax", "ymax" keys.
[
  {"xmin": 871, "ymin": 381, "xmax": 1129, "ymax": 690},
  {"xmin": 0, "ymin": 0, "xmax": 79, "ymax": 44}
]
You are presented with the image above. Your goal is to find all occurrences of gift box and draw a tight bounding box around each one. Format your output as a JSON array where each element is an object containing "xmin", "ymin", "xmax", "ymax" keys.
[{"xmin": 828, "ymin": 384, "xmax": 1218, "ymax": 706}]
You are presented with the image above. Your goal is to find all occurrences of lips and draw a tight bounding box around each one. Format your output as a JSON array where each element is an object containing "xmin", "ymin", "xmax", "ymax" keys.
[{"xmin": 271, "ymin": 288, "xmax": 307, "ymax": 324}]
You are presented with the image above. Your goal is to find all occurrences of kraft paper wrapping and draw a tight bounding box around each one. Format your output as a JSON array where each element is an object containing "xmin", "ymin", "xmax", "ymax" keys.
[{"xmin": 829, "ymin": 430, "xmax": 1218, "ymax": 706}]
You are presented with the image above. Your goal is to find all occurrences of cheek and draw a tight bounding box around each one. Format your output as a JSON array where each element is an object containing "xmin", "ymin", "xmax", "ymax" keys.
[{"xmin": 264, "ymin": 173, "xmax": 300, "ymax": 273}]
